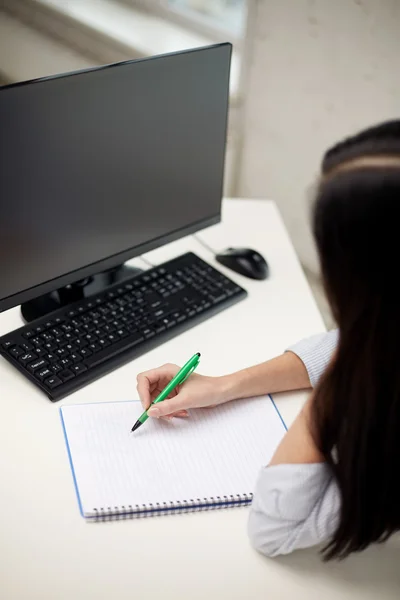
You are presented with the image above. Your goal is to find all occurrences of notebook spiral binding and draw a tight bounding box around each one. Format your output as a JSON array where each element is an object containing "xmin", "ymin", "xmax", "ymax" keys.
[{"xmin": 90, "ymin": 493, "xmax": 254, "ymax": 522}]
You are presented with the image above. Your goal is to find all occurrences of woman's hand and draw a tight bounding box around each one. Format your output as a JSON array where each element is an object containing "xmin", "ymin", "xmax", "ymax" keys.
[{"xmin": 136, "ymin": 363, "xmax": 232, "ymax": 419}]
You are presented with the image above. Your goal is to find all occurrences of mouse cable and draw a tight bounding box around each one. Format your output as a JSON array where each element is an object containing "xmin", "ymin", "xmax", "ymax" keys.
[
  {"xmin": 139, "ymin": 235, "xmax": 215, "ymax": 269},
  {"xmin": 192, "ymin": 234, "xmax": 217, "ymax": 255}
]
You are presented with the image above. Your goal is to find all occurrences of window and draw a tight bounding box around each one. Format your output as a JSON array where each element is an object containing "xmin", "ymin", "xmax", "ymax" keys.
[
  {"xmin": 131, "ymin": 0, "xmax": 248, "ymax": 44},
  {"xmin": 167, "ymin": 0, "xmax": 247, "ymax": 38}
]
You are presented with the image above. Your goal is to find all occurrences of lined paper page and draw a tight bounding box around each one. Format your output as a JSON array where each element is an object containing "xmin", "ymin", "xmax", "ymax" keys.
[{"xmin": 61, "ymin": 397, "xmax": 286, "ymax": 517}]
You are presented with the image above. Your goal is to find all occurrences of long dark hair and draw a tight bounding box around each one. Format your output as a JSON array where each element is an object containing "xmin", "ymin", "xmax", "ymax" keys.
[{"xmin": 311, "ymin": 120, "xmax": 400, "ymax": 560}]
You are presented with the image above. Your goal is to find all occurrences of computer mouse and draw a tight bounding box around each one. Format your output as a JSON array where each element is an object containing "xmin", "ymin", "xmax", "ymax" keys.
[{"xmin": 215, "ymin": 247, "xmax": 269, "ymax": 280}]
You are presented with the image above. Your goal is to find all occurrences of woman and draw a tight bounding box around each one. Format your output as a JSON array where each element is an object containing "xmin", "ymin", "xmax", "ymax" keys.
[{"xmin": 137, "ymin": 120, "xmax": 400, "ymax": 560}]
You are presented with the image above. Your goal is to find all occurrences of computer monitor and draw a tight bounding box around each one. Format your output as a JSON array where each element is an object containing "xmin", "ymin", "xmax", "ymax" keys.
[{"xmin": 0, "ymin": 43, "xmax": 232, "ymax": 320}]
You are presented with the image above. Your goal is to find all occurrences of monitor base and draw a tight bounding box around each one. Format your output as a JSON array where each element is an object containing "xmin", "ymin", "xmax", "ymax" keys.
[{"xmin": 21, "ymin": 264, "xmax": 143, "ymax": 323}]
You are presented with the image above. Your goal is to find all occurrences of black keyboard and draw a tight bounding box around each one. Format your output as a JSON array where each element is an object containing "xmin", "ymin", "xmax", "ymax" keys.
[{"xmin": 0, "ymin": 252, "xmax": 247, "ymax": 400}]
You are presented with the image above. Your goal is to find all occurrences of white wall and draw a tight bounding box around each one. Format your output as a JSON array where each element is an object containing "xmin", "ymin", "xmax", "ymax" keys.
[
  {"xmin": 238, "ymin": 0, "xmax": 400, "ymax": 274},
  {"xmin": 0, "ymin": 11, "xmax": 96, "ymax": 82}
]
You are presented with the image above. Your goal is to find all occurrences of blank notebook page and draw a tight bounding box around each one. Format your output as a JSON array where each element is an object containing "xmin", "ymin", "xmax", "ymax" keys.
[{"xmin": 61, "ymin": 396, "xmax": 286, "ymax": 518}]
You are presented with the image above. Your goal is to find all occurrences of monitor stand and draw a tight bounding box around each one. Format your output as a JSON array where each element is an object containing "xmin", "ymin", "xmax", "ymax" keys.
[{"xmin": 21, "ymin": 264, "xmax": 143, "ymax": 323}]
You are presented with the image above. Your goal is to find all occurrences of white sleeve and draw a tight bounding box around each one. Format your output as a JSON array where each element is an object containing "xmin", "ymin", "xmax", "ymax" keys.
[
  {"xmin": 248, "ymin": 463, "xmax": 340, "ymax": 557},
  {"xmin": 286, "ymin": 330, "xmax": 339, "ymax": 387}
]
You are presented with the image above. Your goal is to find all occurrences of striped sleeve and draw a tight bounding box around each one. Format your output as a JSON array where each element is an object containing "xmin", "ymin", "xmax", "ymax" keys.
[{"xmin": 286, "ymin": 330, "xmax": 339, "ymax": 387}]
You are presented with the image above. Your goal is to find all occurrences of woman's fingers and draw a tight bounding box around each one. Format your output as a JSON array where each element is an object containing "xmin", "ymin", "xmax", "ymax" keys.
[{"xmin": 136, "ymin": 363, "xmax": 180, "ymax": 409}]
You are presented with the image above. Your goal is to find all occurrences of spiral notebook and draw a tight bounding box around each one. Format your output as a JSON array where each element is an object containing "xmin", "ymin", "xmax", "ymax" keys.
[{"xmin": 60, "ymin": 396, "xmax": 286, "ymax": 521}]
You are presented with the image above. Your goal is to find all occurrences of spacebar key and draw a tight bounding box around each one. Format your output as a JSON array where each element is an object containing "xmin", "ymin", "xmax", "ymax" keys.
[{"xmin": 85, "ymin": 332, "xmax": 145, "ymax": 368}]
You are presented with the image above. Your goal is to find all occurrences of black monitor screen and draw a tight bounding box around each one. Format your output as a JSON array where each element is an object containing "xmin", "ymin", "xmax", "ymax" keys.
[{"xmin": 0, "ymin": 44, "xmax": 231, "ymax": 311}]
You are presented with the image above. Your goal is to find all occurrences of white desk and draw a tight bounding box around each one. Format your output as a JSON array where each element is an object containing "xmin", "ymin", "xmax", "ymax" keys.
[{"xmin": 1, "ymin": 199, "xmax": 399, "ymax": 600}]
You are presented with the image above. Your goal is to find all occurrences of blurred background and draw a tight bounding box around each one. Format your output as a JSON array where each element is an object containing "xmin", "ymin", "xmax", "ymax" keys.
[{"xmin": 1, "ymin": 0, "xmax": 399, "ymax": 328}]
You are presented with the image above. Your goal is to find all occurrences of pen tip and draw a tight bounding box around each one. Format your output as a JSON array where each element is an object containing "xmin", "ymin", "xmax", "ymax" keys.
[
  {"xmin": 196, "ymin": 352, "xmax": 201, "ymax": 357},
  {"xmin": 131, "ymin": 421, "xmax": 142, "ymax": 433}
]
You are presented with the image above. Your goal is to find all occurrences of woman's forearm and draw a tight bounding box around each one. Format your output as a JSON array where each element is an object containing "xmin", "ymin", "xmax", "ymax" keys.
[{"xmin": 220, "ymin": 351, "xmax": 311, "ymax": 402}]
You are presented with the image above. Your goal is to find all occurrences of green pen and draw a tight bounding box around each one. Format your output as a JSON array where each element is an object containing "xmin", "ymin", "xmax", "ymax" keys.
[{"xmin": 131, "ymin": 352, "xmax": 201, "ymax": 433}]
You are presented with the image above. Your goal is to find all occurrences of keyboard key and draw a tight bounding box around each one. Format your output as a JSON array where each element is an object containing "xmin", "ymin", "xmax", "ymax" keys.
[
  {"xmin": 64, "ymin": 332, "xmax": 77, "ymax": 341},
  {"xmin": 35, "ymin": 347, "xmax": 46, "ymax": 357},
  {"xmin": 89, "ymin": 342, "xmax": 102, "ymax": 353},
  {"xmin": 97, "ymin": 339, "xmax": 110, "ymax": 349},
  {"xmin": 69, "ymin": 353, "xmax": 82, "ymax": 363},
  {"xmin": 20, "ymin": 342, "xmax": 34, "ymax": 352},
  {"xmin": 79, "ymin": 347, "xmax": 92, "ymax": 358},
  {"xmin": 36, "ymin": 367, "xmax": 53, "ymax": 381},
  {"xmin": 56, "ymin": 348, "xmax": 69, "ymax": 358},
  {"xmin": 60, "ymin": 358, "xmax": 73, "ymax": 369},
  {"xmin": 28, "ymin": 358, "xmax": 48, "ymax": 372},
  {"xmin": 19, "ymin": 352, "xmax": 38, "ymax": 365},
  {"xmin": 41, "ymin": 332, "xmax": 54, "ymax": 342},
  {"xmin": 51, "ymin": 363, "xmax": 63, "ymax": 374},
  {"xmin": 9, "ymin": 346, "xmax": 24, "ymax": 359},
  {"xmin": 74, "ymin": 338, "xmax": 88, "ymax": 349},
  {"xmin": 210, "ymin": 293, "xmax": 227, "ymax": 304},
  {"xmin": 116, "ymin": 328, "xmax": 129, "ymax": 339},
  {"xmin": 162, "ymin": 317, "xmax": 176, "ymax": 328},
  {"xmin": 23, "ymin": 331, "xmax": 35, "ymax": 340},
  {"xmin": 43, "ymin": 342, "xmax": 57, "ymax": 352},
  {"xmin": 107, "ymin": 333, "xmax": 120, "ymax": 344},
  {"xmin": 141, "ymin": 327, "xmax": 155, "ymax": 339},
  {"xmin": 65, "ymin": 344, "xmax": 78, "ymax": 353},
  {"xmin": 45, "ymin": 353, "xmax": 58, "ymax": 363},
  {"xmin": 2, "ymin": 340, "xmax": 15, "ymax": 350},
  {"xmin": 71, "ymin": 364, "xmax": 87, "ymax": 375},
  {"xmin": 44, "ymin": 375, "xmax": 62, "ymax": 389},
  {"xmin": 59, "ymin": 369, "xmax": 75, "ymax": 382},
  {"xmin": 84, "ymin": 333, "xmax": 97, "ymax": 342}
]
